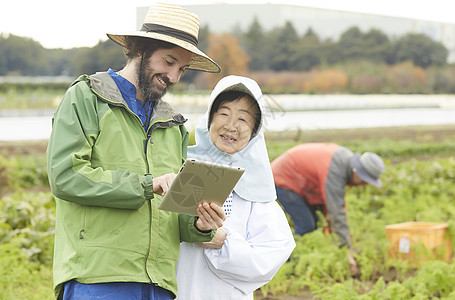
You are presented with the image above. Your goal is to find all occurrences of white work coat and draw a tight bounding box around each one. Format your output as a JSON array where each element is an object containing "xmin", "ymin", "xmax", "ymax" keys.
[{"xmin": 176, "ymin": 191, "xmax": 295, "ymax": 300}]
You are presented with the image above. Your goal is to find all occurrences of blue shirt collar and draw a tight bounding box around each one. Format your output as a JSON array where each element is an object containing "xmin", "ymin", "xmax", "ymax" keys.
[
  {"xmin": 108, "ymin": 68, "xmax": 153, "ymax": 130},
  {"xmin": 108, "ymin": 68, "xmax": 136, "ymax": 102}
]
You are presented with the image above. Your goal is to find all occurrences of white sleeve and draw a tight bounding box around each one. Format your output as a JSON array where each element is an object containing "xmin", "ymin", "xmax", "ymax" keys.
[{"xmin": 203, "ymin": 201, "xmax": 296, "ymax": 295}]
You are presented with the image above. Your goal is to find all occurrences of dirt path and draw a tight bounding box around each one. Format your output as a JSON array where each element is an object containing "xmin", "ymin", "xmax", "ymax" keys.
[{"xmin": 0, "ymin": 139, "xmax": 49, "ymax": 157}]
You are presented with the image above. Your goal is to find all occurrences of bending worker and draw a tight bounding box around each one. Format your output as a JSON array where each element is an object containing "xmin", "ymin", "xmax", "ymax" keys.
[{"xmin": 271, "ymin": 143, "xmax": 385, "ymax": 274}]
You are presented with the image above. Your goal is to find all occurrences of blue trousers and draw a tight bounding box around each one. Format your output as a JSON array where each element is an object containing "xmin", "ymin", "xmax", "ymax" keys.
[
  {"xmin": 275, "ymin": 186, "xmax": 318, "ymax": 236},
  {"xmin": 63, "ymin": 280, "xmax": 174, "ymax": 300}
]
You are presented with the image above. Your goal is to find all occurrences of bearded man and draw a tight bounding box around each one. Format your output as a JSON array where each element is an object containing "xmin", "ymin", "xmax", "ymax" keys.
[{"xmin": 46, "ymin": 4, "xmax": 225, "ymax": 300}]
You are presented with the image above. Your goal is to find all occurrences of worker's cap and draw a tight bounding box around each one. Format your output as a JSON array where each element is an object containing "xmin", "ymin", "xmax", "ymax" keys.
[{"xmin": 350, "ymin": 152, "xmax": 385, "ymax": 187}]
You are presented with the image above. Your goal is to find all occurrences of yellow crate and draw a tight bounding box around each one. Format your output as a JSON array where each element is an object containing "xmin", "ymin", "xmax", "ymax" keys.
[{"xmin": 385, "ymin": 222, "xmax": 452, "ymax": 265}]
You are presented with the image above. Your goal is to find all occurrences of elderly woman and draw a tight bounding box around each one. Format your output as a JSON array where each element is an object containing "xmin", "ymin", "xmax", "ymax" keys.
[{"xmin": 176, "ymin": 75, "xmax": 295, "ymax": 299}]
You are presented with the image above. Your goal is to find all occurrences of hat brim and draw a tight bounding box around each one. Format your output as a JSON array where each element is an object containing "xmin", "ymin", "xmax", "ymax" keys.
[
  {"xmin": 107, "ymin": 32, "xmax": 221, "ymax": 73},
  {"xmin": 350, "ymin": 153, "xmax": 382, "ymax": 187}
]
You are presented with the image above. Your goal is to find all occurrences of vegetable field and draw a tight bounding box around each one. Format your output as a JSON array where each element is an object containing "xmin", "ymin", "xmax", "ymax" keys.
[{"xmin": 1, "ymin": 125, "xmax": 455, "ymax": 299}]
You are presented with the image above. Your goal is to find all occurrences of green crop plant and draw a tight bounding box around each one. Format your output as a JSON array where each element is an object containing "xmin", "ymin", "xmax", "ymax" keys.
[{"xmin": 2, "ymin": 135, "xmax": 455, "ymax": 299}]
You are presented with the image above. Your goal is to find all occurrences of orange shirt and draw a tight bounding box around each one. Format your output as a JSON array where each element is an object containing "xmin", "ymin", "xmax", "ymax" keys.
[{"xmin": 271, "ymin": 143, "xmax": 339, "ymax": 206}]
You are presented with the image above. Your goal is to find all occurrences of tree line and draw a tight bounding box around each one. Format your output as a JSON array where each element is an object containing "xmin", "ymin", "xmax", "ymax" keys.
[
  {"xmin": 0, "ymin": 19, "xmax": 452, "ymax": 93},
  {"xmin": 1, "ymin": 18, "xmax": 449, "ymax": 76}
]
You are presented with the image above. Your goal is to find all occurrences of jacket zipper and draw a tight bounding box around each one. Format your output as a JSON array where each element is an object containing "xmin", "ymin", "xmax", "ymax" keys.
[
  {"xmin": 142, "ymin": 117, "xmax": 185, "ymax": 283},
  {"xmin": 145, "ymin": 200, "xmax": 153, "ymax": 283}
]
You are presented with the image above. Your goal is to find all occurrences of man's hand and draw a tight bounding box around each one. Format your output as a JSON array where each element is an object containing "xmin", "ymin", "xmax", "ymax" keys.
[
  {"xmin": 152, "ymin": 173, "xmax": 177, "ymax": 196},
  {"xmin": 196, "ymin": 228, "xmax": 227, "ymax": 249},
  {"xmin": 195, "ymin": 202, "xmax": 226, "ymax": 231}
]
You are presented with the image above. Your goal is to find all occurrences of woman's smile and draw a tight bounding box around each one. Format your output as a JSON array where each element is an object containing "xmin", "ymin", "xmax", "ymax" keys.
[{"xmin": 209, "ymin": 96, "xmax": 256, "ymax": 154}]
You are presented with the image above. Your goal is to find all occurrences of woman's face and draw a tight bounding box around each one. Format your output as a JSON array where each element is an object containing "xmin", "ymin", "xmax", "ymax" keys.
[{"xmin": 209, "ymin": 96, "xmax": 257, "ymax": 154}]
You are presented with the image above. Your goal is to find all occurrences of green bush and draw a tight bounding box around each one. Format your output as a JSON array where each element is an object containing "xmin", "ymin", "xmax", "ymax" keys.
[
  {"xmin": 0, "ymin": 239, "xmax": 53, "ymax": 300},
  {"xmin": 0, "ymin": 191, "xmax": 55, "ymax": 299},
  {"xmin": 0, "ymin": 154, "xmax": 48, "ymax": 191}
]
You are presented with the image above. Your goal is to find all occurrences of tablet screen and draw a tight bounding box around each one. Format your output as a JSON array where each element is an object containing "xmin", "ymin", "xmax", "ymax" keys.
[{"xmin": 158, "ymin": 159, "xmax": 245, "ymax": 215}]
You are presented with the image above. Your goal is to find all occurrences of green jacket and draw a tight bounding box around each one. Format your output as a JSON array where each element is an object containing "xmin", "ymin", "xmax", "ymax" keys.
[{"xmin": 47, "ymin": 72, "xmax": 215, "ymax": 299}]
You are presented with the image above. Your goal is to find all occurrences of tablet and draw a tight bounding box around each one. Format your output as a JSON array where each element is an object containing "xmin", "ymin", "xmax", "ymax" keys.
[{"xmin": 158, "ymin": 159, "xmax": 245, "ymax": 216}]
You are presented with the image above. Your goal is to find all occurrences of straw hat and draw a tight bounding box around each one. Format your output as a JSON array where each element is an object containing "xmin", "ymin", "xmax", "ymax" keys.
[
  {"xmin": 350, "ymin": 152, "xmax": 385, "ymax": 187},
  {"xmin": 107, "ymin": 3, "xmax": 221, "ymax": 73}
]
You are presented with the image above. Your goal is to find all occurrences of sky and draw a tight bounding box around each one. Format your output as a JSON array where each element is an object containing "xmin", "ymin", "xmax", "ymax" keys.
[{"xmin": 1, "ymin": 0, "xmax": 454, "ymax": 49}]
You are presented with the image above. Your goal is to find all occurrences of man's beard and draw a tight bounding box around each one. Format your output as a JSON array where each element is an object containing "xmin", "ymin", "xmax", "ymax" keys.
[{"xmin": 135, "ymin": 62, "xmax": 173, "ymax": 103}]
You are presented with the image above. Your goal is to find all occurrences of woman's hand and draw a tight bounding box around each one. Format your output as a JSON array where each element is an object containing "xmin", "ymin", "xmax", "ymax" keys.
[
  {"xmin": 195, "ymin": 202, "xmax": 226, "ymax": 231},
  {"xmin": 196, "ymin": 228, "xmax": 227, "ymax": 249}
]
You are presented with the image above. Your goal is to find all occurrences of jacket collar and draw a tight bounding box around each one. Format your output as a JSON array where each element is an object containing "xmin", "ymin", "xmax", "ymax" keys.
[{"xmin": 86, "ymin": 71, "xmax": 183, "ymax": 122}]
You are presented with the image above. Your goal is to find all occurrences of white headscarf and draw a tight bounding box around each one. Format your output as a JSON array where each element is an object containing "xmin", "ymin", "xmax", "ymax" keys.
[{"xmin": 187, "ymin": 75, "xmax": 276, "ymax": 202}]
